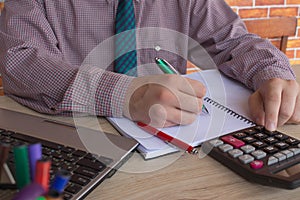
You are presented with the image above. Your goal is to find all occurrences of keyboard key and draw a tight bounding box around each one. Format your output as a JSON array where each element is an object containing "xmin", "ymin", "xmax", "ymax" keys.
[
  {"xmin": 243, "ymin": 136, "xmax": 256, "ymax": 143},
  {"xmin": 233, "ymin": 132, "xmax": 247, "ymax": 139},
  {"xmin": 274, "ymin": 134, "xmax": 288, "ymax": 141},
  {"xmin": 285, "ymin": 138, "xmax": 300, "ymax": 146},
  {"xmin": 281, "ymin": 150, "xmax": 293, "ymax": 158},
  {"xmin": 77, "ymin": 158, "xmax": 106, "ymax": 171},
  {"xmin": 62, "ymin": 193, "xmax": 73, "ymax": 200},
  {"xmin": 228, "ymin": 149, "xmax": 243, "ymax": 158},
  {"xmin": 239, "ymin": 154, "xmax": 254, "ymax": 164},
  {"xmin": 218, "ymin": 144, "xmax": 233, "ymax": 152},
  {"xmin": 290, "ymin": 148, "xmax": 300, "ymax": 156},
  {"xmin": 267, "ymin": 156, "xmax": 278, "ymax": 166},
  {"xmin": 264, "ymin": 137, "xmax": 278, "ymax": 145},
  {"xmin": 251, "ymin": 150, "xmax": 267, "ymax": 159},
  {"xmin": 274, "ymin": 152, "xmax": 287, "ymax": 161},
  {"xmin": 221, "ymin": 135, "xmax": 245, "ymax": 148},
  {"xmin": 65, "ymin": 184, "xmax": 82, "ymax": 194},
  {"xmin": 254, "ymin": 133, "xmax": 268, "ymax": 140},
  {"xmin": 70, "ymin": 174, "xmax": 91, "ymax": 186},
  {"xmin": 263, "ymin": 146, "xmax": 278, "ymax": 154},
  {"xmin": 250, "ymin": 160, "xmax": 264, "ymax": 169},
  {"xmin": 61, "ymin": 146, "xmax": 76, "ymax": 154},
  {"xmin": 275, "ymin": 142, "xmax": 289, "ymax": 150},
  {"xmin": 244, "ymin": 128, "xmax": 258, "ymax": 135},
  {"xmin": 75, "ymin": 167, "xmax": 98, "ymax": 179},
  {"xmin": 72, "ymin": 150, "xmax": 87, "ymax": 157},
  {"xmin": 208, "ymin": 139, "xmax": 224, "ymax": 147},
  {"xmin": 252, "ymin": 141, "xmax": 267, "ymax": 149},
  {"xmin": 240, "ymin": 145, "xmax": 255, "ymax": 154}
]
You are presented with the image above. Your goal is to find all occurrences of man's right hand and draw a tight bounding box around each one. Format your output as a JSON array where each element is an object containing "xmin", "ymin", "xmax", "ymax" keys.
[{"xmin": 123, "ymin": 74, "xmax": 206, "ymax": 127}]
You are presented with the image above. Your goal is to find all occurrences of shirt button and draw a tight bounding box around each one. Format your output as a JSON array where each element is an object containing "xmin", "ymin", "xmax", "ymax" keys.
[{"xmin": 155, "ymin": 45, "xmax": 161, "ymax": 51}]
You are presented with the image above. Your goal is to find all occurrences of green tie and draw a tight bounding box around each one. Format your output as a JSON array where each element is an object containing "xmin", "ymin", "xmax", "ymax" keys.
[{"xmin": 114, "ymin": 0, "xmax": 137, "ymax": 76}]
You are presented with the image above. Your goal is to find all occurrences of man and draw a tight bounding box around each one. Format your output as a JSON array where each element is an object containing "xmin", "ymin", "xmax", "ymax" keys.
[{"xmin": 0, "ymin": 0, "xmax": 299, "ymax": 130}]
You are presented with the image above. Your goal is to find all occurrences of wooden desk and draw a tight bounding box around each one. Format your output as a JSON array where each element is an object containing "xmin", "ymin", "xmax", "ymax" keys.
[{"xmin": 1, "ymin": 66, "xmax": 300, "ymax": 200}]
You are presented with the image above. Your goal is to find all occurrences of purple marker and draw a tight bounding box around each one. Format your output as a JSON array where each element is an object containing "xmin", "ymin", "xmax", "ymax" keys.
[
  {"xmin": 12, "ymin": 182, "xmax": 45, "ymax": 200},
  {"xmin": 28, "ymin": 143, "xmax": 42, "ymax": 181}
]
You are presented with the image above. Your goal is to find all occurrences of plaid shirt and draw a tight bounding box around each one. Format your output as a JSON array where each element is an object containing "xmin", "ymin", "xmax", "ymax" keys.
[{"xmin": 0, "ymin": 0, "xmax": 295, "ymax": 117}]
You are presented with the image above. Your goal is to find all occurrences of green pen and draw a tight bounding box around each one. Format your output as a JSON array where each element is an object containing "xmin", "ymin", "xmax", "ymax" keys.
[
  {"xmin": 13, "ymin": 145, "xmax": 31, "ymax": 189},
  {"xmin": 155, "ymin": 57, "xmax": 209, "ymax": 114}
]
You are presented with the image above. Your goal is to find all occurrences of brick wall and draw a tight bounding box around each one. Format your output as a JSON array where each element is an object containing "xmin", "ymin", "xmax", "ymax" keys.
[{"xmin": 225, "ymin": 0, "xmax": 300, "ymax": 65}]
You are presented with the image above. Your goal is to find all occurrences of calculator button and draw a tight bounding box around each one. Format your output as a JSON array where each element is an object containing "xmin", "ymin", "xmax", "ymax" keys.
[
  {"xmin": 281, "ymin": 150, "xmax": 293, "ymax": 158},
  {"xmin": 244, "ymin": 128, "xmax": 258, "ymax": 135},
  {"xmin": 264, "ymin": 137, "xmax": 278, "ymax": 145},
  {"xmin": 240, "ymin": 145, "xmax": 255, "ymax": 154},
  {"xmin": 239, "ymin": 154, "xmax": 254, "ymax": 164},
  {"xmin": 228, "ymin": 149, "xmax": 243, "ymax": 158},
  {"xmin": 252, "ymin": 141, "xmax": 267, "ymax": 149},
  {"xmin": 209, "ymin": 139, "xmax": 224, "ymax": 147},
  {"xmin": 251, "ymin": 150, "xmax": 267, "ymax": 159},
  {"xmin": 274, "ymin": 152, "xmax": 287, "ymax": 161},
  {"xmin": 264, "ymin": 130, "xmax": 277, "ymax": 136},
  {"xmin": 233, "ymin": 132, "xmax": 247, "ymax": 139},
  {"xmin": 290, "ymin": 148, "xmax": 300, "ymax": 156},
  {"xmin": 218, "ymin": 144, "xmax": 233, "ymax": 152},
  {"xmin": 243, "ymin": 136, "xmax": 256, "ymax": 143},
  {"xmin": 250, "ymin": 160, "xmax": 264, "ymax": 169},
  {"xmin": 267, "ymin": 156, "xmax": 278, "ymax": 166},
  {"xmin": 221, "ymin": 135, "xmax": 245, "ymax": 148},
  {"xmin": 285, "ymin": 138, "xmax": 300, "ymax": 146},
  {"xmin": 263, "ymin": 146, "xmax": 278, "ymax": 154},
  {"xmin": 274, "ymin": 134, "xmax": 288, "ymax": 141},
  {"xmin": 274, "ymin": 142, "xmax": 289, "ymax": 150},
  {"xmin": 254, "ymin": 133, "xmax": 268, "ymax": 140}
]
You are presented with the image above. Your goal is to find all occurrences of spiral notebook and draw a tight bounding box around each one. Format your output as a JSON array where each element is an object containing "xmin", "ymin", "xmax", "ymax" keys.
[{"xmin": 108, "ymin": 69, "xmax": 256, "ymax": 159}]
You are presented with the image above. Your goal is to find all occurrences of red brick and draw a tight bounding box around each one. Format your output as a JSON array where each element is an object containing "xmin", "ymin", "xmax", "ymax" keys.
[
  {"xmin": 287, "ymin": 39, "xmax": 300, "ymax": 48},
  {"xmin": 270, "ymin": 7, "xmax": 298, "ymax": 17},
  {"xmin": 225, "ymin": 0, "xmax": 253, "ymax": 6},
  {"xmin": 256, "ymin": 0, "xmax": 284, "ymax": 6},
  {"xmin": 239, "ymin": 8, "xmax": 268, "ymax": 18},
  {"xmin": 286, "ymin": 50, "xmax": 295, "ymax": 59},
  {"xmin": 296, "ymin": 49, "xmax": 300, "ymax": 58},
  {"xmin": 287, "ymin": 0, "xmax": 300, "ymax": 4}
]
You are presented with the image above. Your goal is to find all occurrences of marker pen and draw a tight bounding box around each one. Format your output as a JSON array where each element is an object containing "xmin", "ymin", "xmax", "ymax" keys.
[{"xmin": 13, "ymin": 145, "xmax": 31, "ymax": 189}]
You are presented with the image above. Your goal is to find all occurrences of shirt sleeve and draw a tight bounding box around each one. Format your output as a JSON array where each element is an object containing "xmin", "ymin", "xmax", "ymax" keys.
[
  {"xmin": 0, "ymin": 0, "xmax": 133, "ymax": 117},
  {"xmin": 189, "ymin": 0, "xmax": 296, "ymax": 90}
]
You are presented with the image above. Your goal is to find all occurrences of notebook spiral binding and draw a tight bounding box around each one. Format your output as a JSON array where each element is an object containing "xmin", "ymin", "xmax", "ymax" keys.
[{"xmin": 204, "ymin": 97, "xmax": 256, "ymax": 125}]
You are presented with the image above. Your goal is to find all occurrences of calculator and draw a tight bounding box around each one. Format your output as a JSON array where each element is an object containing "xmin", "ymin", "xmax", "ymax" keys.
[{"xmin": 202, "ymin": 126, "xmax": 300, "ymax": 189}]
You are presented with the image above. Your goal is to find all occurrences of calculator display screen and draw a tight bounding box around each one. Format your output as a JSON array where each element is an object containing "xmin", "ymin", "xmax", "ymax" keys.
[{"xmin": 275, "ymin": 163, "xmax": 300, "ymax": 177}]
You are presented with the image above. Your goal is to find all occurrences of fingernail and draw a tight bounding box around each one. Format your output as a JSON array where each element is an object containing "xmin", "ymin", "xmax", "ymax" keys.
[{"xmin": 266, "ymin": 120, "xmax": 276, "ymax": 131}]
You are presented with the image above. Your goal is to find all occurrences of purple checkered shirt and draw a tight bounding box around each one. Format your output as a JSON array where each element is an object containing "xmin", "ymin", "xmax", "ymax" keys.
[{"xmin": 0, "ymin": 0, "xmax": 295, "ymax": 117}]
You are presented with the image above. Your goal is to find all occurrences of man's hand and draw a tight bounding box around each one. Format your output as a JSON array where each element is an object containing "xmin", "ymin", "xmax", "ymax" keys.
[
  {"xmin": 249, "ymin": 78, "xmax": 300, "ymax": 131},
  {"xmin": 123, "ymin": 74, "xmax": 206, "ymax": 127}
]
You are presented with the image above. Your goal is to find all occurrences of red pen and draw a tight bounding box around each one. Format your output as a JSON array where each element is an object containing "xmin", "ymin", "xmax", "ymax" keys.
[{"xmin": 136, "ymin": 122, "xmax": 198, "ymax": 154}]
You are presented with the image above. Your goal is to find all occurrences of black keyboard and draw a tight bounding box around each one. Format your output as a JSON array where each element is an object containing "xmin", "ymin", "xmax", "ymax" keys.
[
  {"xmin": 202, "ymin": 126, "xmax": 300, "ymax": 189},
  {"xmin": 0, "ymin": 128, "xmax": 114, "ymax": 200}
]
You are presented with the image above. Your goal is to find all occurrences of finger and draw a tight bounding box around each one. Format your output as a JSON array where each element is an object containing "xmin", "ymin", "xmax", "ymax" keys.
[
  {"xmin": 148, "ymin": 105, "xmax": 198, "ymax": 127},
  {"xmin": 248, "ymin": 92, "xmax": 265, "ymax": 126},
  {"xmin": 166, "ymin": 107, "xmax": 198, "ymax": 125},
  {"xmin": 278, "ymin": 88, "xmax": 297, "ymax": 126},
  {"xmin": 173, "ymin": 92, "xmax": 203, "ymax": 114},
  {"xmin": 263, "ymin": 87, "xmax": 281, "ymax": 131},
  {"xmin": 178, "ymin": 77, "xmax": 206, "ymax": 98},
  {"xmin": 287, "ymin": 91, "xmax": 300, "ymax": 124},
  {"xmin": 154, "ymin": 84, "xmax": 203, "ymax": 114}
]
